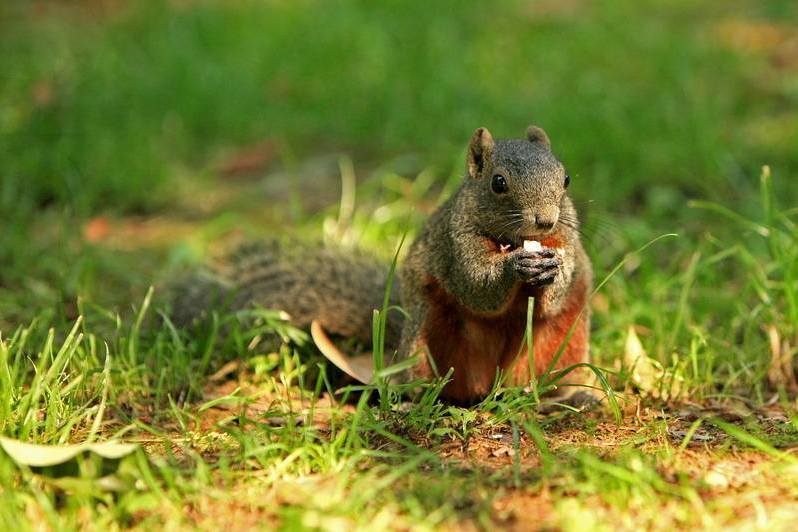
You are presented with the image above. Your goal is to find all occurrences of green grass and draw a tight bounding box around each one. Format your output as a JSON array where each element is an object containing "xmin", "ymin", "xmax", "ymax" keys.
[
  {"xmin": 2, "ymin": 0, "xmax": 798, "ymax": 529},
  {"xmin": 3, "ymin": 0, "xmax": 796, "ymax": 216}
]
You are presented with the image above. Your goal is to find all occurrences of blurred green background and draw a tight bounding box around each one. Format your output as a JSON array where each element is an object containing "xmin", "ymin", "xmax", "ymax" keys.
[
  {"xmin": 1, "ymin": 0, "xmax": 796, "ymax": 347},
  {"xmin": 3, "ymin": 0, "xmax": 796, "ymax": 214}
]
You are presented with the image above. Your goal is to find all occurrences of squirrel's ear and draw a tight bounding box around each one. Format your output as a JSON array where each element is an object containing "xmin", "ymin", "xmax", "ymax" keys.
[
  {"xmin": 526, "ymin": 125, "xmax": 551, "ymax": 149},
  {"xmin": 467, "ymin": 127, "xmax": 495, "ymax": 178}
]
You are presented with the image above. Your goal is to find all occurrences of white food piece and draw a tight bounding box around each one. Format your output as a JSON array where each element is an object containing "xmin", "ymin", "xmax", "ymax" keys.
[{"xmin": 523, "ymin": 240, "xmax": 542, "ymax": 253}]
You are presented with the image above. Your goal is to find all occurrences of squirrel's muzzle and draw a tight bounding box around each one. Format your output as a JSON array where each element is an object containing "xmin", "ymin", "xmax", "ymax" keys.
[{"xmin": 521, "ymin": 206, "xmax": 559, "ymax": 235}]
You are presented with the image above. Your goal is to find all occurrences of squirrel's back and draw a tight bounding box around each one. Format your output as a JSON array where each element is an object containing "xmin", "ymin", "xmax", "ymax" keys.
[{"xmin": 169, "ymin": 240, "xmax": 401, "ymax": 349}]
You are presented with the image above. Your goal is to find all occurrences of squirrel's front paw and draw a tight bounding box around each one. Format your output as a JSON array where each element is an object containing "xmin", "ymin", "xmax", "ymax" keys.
[{"xmin": 513, "ymin": 249, "xmax": 562, "ymax": 286}]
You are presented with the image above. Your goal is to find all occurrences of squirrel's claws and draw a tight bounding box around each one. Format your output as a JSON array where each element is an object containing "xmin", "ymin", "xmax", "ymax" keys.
[{"xmin": 513, "ymin": 250, "xmax": 562, "ymax": 284}]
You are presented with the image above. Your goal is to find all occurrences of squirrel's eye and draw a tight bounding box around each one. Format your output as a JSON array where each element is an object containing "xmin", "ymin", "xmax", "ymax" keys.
[
  {"xmin": 491, "ymin": 174, "xmax": 509, "ymax": 194},
  {"xmin": 564, "ymin": 174, "xmax": 571, "ymax": 189}
]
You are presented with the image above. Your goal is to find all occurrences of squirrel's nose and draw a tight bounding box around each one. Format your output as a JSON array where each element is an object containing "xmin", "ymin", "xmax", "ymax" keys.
[{"xmin": 522, "ymin": 207, "xmax": 558, "ymax": 234}]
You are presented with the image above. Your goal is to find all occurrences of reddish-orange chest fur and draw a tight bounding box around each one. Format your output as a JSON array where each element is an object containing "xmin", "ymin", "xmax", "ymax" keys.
[{"xmin": 417, "ymin": 256, "xmax": 589, "ymax": 404}]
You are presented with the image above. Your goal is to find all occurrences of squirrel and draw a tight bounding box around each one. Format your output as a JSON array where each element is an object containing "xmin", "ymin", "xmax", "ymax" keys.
[{"xmin": 170, "ymin": 125, "xmax": 593, "ymax": 404}]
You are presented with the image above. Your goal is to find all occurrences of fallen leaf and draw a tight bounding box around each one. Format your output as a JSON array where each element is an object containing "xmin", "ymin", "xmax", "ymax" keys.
[
  {"xmin": 667, "ymin": 427, "xmax": 717, "ymax": 444},
  {"xmin": 624, "ymin": 326, "xmax": 658, "ymax": 394},
  {"xmin": 767, "ymin": 324, "xmax": 797, "ymax": 392},
  {"xmin": 0, "ymin": 437, "xmax": 137, "ymax": 467},
  {"xmin": 703, "ymin": 469, "xmax": 729, "ymax": 490},
  {"xmin": 311, "ymin": 320, "xmax": 373, "ymax": 384},
  {"xmin": 217, "ymin": 140, "xmax": 278, "ymax": 178},
  {"xmin": 624, "ymin": 326, "xmax": 684, "ymax": 400},
  {"xmin": 491, "ymin": 446, "xmax": 515, "ymax": 458},
  {"xmin": 84, "ymin": 216, "xmax": 111, "ymax": 242}
]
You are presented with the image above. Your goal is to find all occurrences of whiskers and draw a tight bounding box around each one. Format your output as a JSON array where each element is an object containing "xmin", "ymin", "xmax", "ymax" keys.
[
  {"xmin": 555, "ymin": 214, "xmax": 592, "ymax": 243},
  {"xmin": 493, "ymin": 211, "xmax": 525, "ymax": 244},
  {"xmin": 559, "ymin": 208, "xmax": 625, "ymax": 253}
]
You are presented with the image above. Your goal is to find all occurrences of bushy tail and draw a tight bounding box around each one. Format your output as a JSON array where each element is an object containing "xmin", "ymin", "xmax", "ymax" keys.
[
  {"xmin": 167, "ymin": 269, "xmax": 234, "ymax": 328},
  {"xmin": 168, "ymin": 240, "xmax": 402, "ymax": 350}
]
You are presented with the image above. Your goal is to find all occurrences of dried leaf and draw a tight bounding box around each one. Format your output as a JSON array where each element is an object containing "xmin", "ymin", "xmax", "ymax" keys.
[
  {"xmin": 0, "ymin": 437, "xmax": 137, "ymax": 467},
  {"xmin": 767, "ymin": 324, "xmax": 798, "ymax": 392},
  {"xmin": 624, "ymin": 326, "xmax": 658, "ymax": 395},
  {"xmin": 217, "ymin": 139, "xmax": 278, "ymax": 177},
  {"xmin": 311, "ymin": 320, "xmax": 373, "ymax": 383},
  {"xmin": 84, "ymin": 216, "xmax": 111, "ymax": 242}
]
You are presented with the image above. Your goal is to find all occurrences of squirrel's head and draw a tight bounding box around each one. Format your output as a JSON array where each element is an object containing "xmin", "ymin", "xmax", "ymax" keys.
[{"xmin": 463, "ymin": 125, "xmax": 573, "ymax": 246}]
